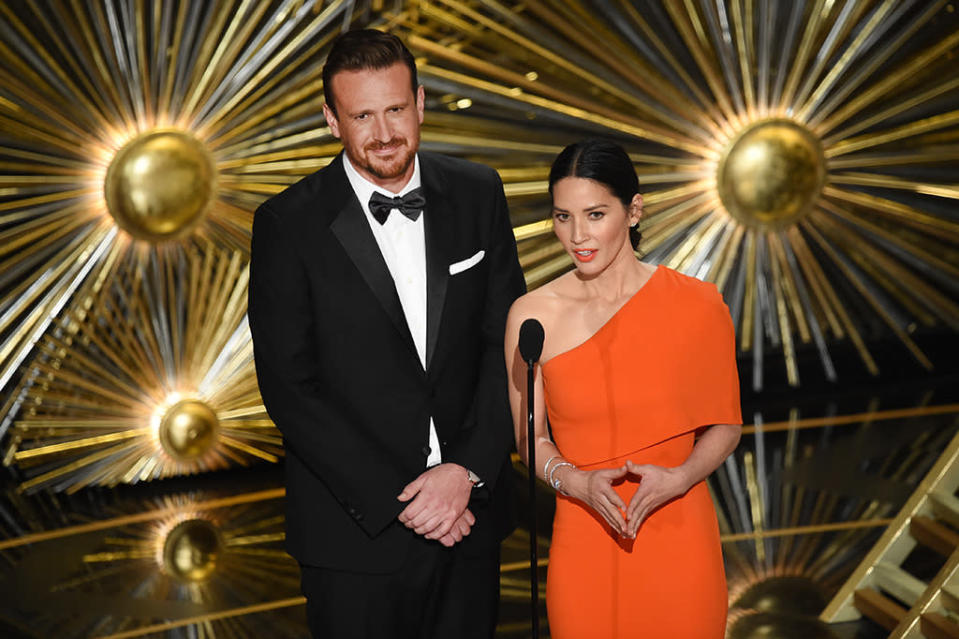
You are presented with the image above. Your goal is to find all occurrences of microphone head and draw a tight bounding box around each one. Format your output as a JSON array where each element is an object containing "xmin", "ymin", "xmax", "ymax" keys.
[{"xmin": 518, "ymin": 318, "xmax": 545, "ymax": 364}]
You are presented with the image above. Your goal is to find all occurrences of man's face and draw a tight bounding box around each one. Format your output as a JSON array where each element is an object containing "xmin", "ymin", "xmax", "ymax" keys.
[{"xmin": 324, "ymin": 63, "xmax": 425, "ymax": 192}]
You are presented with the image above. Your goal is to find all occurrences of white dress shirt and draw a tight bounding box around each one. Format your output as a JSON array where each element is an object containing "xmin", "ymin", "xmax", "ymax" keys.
[{"xmin": 342, "ymin": 154, "xmax": 442, "ymax": 468}]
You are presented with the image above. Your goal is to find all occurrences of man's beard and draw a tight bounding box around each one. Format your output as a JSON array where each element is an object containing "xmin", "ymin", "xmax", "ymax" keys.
[{"xmin": 359, "ymin": 137, "xmax": 416, "ymax": 181}]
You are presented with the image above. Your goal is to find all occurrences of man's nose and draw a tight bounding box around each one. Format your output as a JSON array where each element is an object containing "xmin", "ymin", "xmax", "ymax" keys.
[{"xmin": 372, "ymin": 116, "xmax": 391, "ymax": 142}]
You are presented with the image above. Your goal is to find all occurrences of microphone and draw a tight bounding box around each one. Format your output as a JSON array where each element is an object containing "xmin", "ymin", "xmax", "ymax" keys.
[
  {"xmin": 518, "ymin": 318, "xmax": 544, "ymax": 365},
  {"xmin": 518, "ymin": 317, "xmax": 544, "ymax": 639}
]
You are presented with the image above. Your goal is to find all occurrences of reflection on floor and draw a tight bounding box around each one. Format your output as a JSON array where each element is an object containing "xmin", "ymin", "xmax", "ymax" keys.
[{"xmin": 0, "ymin": 382, "xmax": 956, "ymax": 638}]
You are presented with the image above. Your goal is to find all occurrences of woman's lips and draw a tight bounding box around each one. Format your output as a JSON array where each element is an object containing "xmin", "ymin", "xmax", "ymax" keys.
[{"xmin": 573, "ymin": 249, "xmax": 597, "ymax": 262}]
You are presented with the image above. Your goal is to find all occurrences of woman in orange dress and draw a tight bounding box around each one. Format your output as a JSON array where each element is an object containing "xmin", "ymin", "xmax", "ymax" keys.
[{"xmin": 505, "ymin": 139, "xmax": 742, "ymax": 638}]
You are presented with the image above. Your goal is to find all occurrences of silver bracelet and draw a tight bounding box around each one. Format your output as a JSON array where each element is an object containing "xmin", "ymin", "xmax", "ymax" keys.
[
  {"xmin": 548, "ymin": 461, "xmax": 576, "ymax": 494},
  {"xmin": 542, "ymin": 455, "xmax": 561, "ymax": 480}
]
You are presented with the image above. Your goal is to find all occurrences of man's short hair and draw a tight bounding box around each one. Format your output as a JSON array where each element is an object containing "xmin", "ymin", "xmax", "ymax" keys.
[{"xmin": 322, "ymin": 29, "xmax": 418, "ymax": 116}]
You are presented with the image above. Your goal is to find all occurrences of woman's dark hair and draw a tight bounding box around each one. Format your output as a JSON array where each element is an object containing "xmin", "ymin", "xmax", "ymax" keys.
[
  {"xmin": 322, "ymin": 29, "xmax": 418, "ymax": 116},
  {"xmin": 548, "ymin": 139, "xmax": 642, "ymax": 250}
]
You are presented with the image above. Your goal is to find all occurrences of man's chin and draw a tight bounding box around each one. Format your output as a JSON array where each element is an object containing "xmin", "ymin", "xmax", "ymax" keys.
[{"xmin": 363, "ymin": 153, "xmax": 415, "ymax": 182}]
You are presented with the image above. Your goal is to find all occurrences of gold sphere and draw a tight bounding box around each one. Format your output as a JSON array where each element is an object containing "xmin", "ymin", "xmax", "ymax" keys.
[
  {"xmin": 718, "ymin": 119, "xmax": 825, "ymax": 229},
  {"xmin": 104, "ymin": 130, "xmax": 215, "ymax": 242},
  {"xmin": 161, "ymin": 519, "xmax": 221, "ymax": 582},
  {"xmin": 158, "ymin": 399, "xmax": 219, "ymax": 462}
]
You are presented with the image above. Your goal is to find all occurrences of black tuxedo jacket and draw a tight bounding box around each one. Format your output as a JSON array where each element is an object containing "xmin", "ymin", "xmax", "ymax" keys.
[{"xmin": 248, "ymin": 152, "xmax": 526, "ymax": 571}]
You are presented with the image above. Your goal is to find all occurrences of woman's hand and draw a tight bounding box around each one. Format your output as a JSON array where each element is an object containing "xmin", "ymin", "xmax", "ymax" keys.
[
  {"xmin": 623, "ymin": 461, "xmax": 691, "ymax": 538},
  {"xmin": 560, "ymin": 465, "xmax": 630, "ymax": 536}
]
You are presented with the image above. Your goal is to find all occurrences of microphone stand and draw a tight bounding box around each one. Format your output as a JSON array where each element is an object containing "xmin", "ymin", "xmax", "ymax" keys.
[
  {"xmin": 526, "ymin": 355, "xmax": 540, "ymax": 639},
  {"xmin": 519, "ymin": 317, "xmax": 543, "ymax": 638}
]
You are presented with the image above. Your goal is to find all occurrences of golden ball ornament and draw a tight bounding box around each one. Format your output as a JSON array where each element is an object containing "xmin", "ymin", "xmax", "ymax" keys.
[
  {"xmin": 718, "ymin": 119, "xmax": 825, "ymax": 229},
  {"xmin": 158, "ymin": 399, "xmax": 219, "ymax": 462},
  {"xmin": 161, "ymin": 519, "xmax": 222, "ymax": 582},
  {"xmin": 104, "ymin": 130, "xmax": 215, "ymax": 242}
]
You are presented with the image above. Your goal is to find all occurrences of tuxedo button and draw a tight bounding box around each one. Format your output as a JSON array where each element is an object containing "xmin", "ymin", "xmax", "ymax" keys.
[{"xmin": 421, "ymin": 446, "xmax": 431, "ymax": 456}]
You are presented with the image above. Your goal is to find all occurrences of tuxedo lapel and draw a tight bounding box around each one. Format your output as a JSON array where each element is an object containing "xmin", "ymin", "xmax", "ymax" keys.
[
  {"xmin": 421, "ymin": 157, "xmax": 450, "ymax": 372},
  {"xmin": 328, "ymin": 158, "xmax": 418, "ymax": 361}
]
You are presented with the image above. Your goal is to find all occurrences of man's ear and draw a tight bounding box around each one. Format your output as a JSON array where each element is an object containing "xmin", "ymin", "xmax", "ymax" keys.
[
  {"xmin": 416, "ymin": 85, "xmax": 425, "ymax": 125},
  {"xmin": 323, "ymin": 102, "xmax": 341, "ymax": 139}
]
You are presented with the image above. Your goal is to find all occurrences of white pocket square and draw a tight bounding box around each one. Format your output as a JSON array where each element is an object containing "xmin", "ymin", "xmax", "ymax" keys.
[{"xmin": 449, "ymin": 250, "xmax": 485, "ymax": 275}]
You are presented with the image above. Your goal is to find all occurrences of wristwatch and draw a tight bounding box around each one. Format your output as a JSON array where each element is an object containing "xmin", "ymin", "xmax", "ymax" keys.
[{"xmin": 466, "ymin": 468, "xmax": 485, "ymax": 488}]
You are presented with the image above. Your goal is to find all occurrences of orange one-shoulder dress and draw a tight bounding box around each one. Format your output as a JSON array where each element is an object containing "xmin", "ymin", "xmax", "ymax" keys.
[{"xmin": 541, "ymin": 266, "xmax": 742, "ymax": 638}]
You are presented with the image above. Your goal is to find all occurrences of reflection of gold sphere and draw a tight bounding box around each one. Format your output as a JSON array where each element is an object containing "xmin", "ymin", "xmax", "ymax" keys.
[
  {"xmin": 158, "ymin": 400, "xmax": 219, "ymax": 462},
  {"xmin": 728, "ymin": 611, "xmax": 837, "ymax": 639},
  {"xmin": 162, "ymin": 519, "xmax": 221, "ymax": 582},
  {"xmin": 733, "ymin": 575, "xmax": 828, "ymax": 616},
  {"xmin": 718, "ymin": 119, "xmax": 825, "ymax": 229},
  {"xmin": 729, "ymin": 575, "xmax": 835, "ymax": 639},
  {"xmin": 104, "ymin": 130, "xmax": 215, "ymax": 242}
]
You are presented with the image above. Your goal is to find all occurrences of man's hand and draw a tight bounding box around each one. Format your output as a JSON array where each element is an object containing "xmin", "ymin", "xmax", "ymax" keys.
[
  {"xmin": 397, "ymin": 463, "xmax": 473, "ymax": 541},
  {"xmin": 436, "ymin": 508, "xmax": 475, "ymax": 547}
]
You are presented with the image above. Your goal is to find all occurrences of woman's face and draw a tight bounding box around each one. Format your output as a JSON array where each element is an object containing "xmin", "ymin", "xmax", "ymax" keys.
[{"xmin": 551, "ymin": 177, "xmax": 642, "ymax": 277}]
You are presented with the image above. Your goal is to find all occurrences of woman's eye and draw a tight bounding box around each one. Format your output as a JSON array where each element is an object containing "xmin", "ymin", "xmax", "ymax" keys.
[
  {"xmin": 553, "ymin": 213, "xmax": 569, "ymax": 222},
  {"xmin": 588, "ymin": 211, "xmax": 605, "ymax": 219}
]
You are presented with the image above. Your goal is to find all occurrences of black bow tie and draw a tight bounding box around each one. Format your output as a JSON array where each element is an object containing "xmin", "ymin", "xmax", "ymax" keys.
[{"xmin": 368, "ymin": 188, "xmax": 426, "ymax": 224}]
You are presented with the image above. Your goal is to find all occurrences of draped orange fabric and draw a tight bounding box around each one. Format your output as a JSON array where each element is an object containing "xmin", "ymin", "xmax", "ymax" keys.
[{"xmin": 542, "ymin": 266, "xmax": 741, "ymax": 638}]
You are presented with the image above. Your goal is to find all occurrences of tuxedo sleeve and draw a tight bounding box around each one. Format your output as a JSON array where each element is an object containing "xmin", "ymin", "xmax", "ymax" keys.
[
  {"xmin": 248, "ymin": 204, "xmax": 406, "ymax": 537},
  {"xmin": 444, "ymin": 170, "xmax": 526, "ymax": 488}
]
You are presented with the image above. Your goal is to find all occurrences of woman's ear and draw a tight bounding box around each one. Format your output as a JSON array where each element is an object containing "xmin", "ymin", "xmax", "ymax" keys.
[{"xmin": 628, "ymin": 193, "xmax": 643, "ymax": 227}]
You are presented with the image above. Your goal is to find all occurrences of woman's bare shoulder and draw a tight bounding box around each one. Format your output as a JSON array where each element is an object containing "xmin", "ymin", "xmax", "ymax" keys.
[{"xmin": 508, "ymin": 273, "xmax": 579, "ymax": 322}]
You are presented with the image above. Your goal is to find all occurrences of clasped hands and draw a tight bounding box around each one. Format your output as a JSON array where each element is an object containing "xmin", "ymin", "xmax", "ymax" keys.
[
  {"xmin": 397, "ymin": 463, "xmax": 475, "ymax": 547},
  {"xmin": 568, "ymin": 461, "xmax": 691, "ymax": 539}
]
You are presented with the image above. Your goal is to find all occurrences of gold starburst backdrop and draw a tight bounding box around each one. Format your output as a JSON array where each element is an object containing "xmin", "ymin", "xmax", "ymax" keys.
[
  {"xmin": 4, "ymin": 245, "xmax": 280, "ymax": 493},
  {"xmin": 1, "ymin": 1, "xmax": 957, "ymax": 429},
  {"xmin": 386, "ymin": 0, "xmax": 959, "ymax": 390},
  {"xmin": 0, "ymin": 0, "xmax": 358, "ymax": 399}
]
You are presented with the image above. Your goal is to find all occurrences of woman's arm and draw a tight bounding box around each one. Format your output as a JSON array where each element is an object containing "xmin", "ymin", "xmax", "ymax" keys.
[{"xmin": 505, "ymin": 299, "xmax": 631, "ymax": 536}]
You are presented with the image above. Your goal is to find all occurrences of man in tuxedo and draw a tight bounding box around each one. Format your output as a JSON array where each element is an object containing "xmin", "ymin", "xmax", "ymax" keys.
[{"xmin": 248, "ymin": 29, "xmax": 525, "ymax": 638}]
